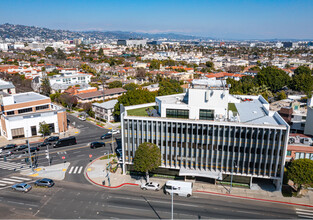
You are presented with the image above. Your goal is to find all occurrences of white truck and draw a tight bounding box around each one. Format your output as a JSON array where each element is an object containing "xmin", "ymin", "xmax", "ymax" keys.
[{"xmin": 164, "ymin": 180, "xmax": 193, "ymax": 197}]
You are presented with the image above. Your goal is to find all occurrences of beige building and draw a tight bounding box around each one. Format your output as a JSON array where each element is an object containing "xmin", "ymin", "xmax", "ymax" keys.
[{"xmin": 0, "ymin": 92, "xmax": 67, "ymax": 140}]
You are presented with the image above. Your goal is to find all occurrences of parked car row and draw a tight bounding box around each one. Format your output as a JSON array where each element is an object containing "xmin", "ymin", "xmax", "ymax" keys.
[{"xmin": 11, "ymin": 178, "xmax": 55, "ymax": 193}]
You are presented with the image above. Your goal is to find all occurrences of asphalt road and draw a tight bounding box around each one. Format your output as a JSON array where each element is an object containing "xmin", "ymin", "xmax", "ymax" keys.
[
  {"xmin": 0, "ymin": 179, "xmax": 309, "ymax": 219},
  {"xmin": 0, "ymin": 113, "xmax": 120, "ymax": 182}
]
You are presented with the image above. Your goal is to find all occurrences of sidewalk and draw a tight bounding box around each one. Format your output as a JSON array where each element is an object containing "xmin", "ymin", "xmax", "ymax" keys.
[
  {"xmin": 0, "ymin": 126, "xmax": 80, "ymax": 146},
  {"xmin": 85, "ymin": 156, "xmax": 313, "ymax": 207},
  {"xmin": 20, "ymin": 162, "xmax": 70, "ymax": 180}
]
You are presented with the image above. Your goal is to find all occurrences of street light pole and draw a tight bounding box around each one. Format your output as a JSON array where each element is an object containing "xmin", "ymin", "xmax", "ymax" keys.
[
  {"xmin": 171, "ymin": 186, "xmax": 174, "ymax": 220},
  {"xmin": 230, "ymin": 161, "xmax": 237, "ymax": 193},
  {"xmin": 26, "ymin": 132, "xmax": 33, "ymax": 172}
]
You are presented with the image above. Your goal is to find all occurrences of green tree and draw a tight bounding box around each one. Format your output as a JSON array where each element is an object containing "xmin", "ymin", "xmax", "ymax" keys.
[
  {"xmin": 287, "ymin": 159, "xmax": 313, "ymax": 191},
  {"xmin": 123, "ymin": 83, "xmax": 139, "ymax": 91},
  {"xmin": 133, "ymin": 142, "xmax": 161, "ymax": 182},
  {"xmin": 276, "ymin": 91, "xmax": 287, "ymax": 100},
  {"xmin": 45, "ymin": 46, "xmax": 55, "ymax": 54},
  {"xmin": 158, "ymin": 79, "xmax": 183, "ymax": 96},
  {"xmin": 257, "ymin": 66, "xmax": 290, "ymax": 92},
  {"xmin": 291, "ymin": 66, "xmax": 313, "ymax": 97},
  {"xmin": 108, "ymin": 80, "xmax": 123, "ymax": 89},
  {"xmin": 113, "ymin": 89, "xmax": 156, "ymax": 117},
  {"xmin": 205, "ymin": 61, "xmax": 214, "ymax": 68},
  {"xmin": 40, "ymin": 77, "xmax": 51, "ymax": 96},
  {"xmin": 149, "ymin": 60, "xmax": 161, "ymax": 70},
  {"xmin": 56, "ymin": 48, "xmax": 66, "ymax": 60},
  {"xmin": 39, "ymin": 121, "xmax": 51, "ymax": 138},
  {"xmin": 98, "ymin": 48, "xmax": 104, "ymax": 56}
]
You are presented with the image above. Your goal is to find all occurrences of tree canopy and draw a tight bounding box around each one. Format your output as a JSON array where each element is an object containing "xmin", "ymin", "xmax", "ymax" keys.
[
  {"xmin": 123, "ymin": 83, "xmax": 139, "ymax": 91},
  {"xmin": 133, "ymin": 142, "xmax": 161, "ymax": 182},
  {"xmin": 45, "ymin": 46, "xmax": 55, "ymax": 54},
  {"xmin": 158, "ymin": 78, "xmax": 183, "ymax": 96},
  {"xmin": 108, "ymin": 80, "xmax": 123, "ymax": 89},
  {"xmin": 287, "ymin": 159, "xmax": 313, "ymax": 190},
  {"xmin": 256, "ymin": 66, "xmax": 290, "ymax": 92},
  {"xmin": 40, "ymin": 77, "xmax": 51, "ymax": 96},
  {"xmin": 39, "ymin": 121, "xmax": 51, "ymax": 137},
  {"xmin": 113, "ymin": 89, "xmax": 156, "ymax": 117},
  {"xmin": 291, "ymin": 66, "xmax": 313, "ymax": 97}
]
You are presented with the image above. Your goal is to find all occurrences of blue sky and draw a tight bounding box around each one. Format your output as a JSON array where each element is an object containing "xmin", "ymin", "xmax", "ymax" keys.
[{"xmin": 0, "ymin": 0, "xmax": 312, "ymax": 39}]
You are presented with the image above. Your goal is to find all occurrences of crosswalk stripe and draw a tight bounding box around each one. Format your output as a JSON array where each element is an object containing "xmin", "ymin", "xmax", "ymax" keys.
[
  {"xmin": 298, "ymin": 215, "xmax": 313, "ymax": 219},
  {"xmin": 297, "ymin": 212, "xmax": 313, "ymax": 217},
  {"xmin": 73, "ymin": 166, "xmax": 78, "ymax": 174},
  {"xmin": 78, "ymin": 166, "xmax": 83, "ymax": 174},
  {"xmin": 0, "ymin": 180, "xmax": 15, "ymax": 184},
  {"xmin": 0, "ymin": 183, "xmax": 6, "ymax": 187},
  {"xmin": 2, "ymin": 178, "xmax": 23, "ymax": 182},
  {"xmin": 10, "ymin": 176, "xmax": 31, "ymax": 181},
  {"xmin": 68, "ymin": 166, "xmax": 74, "ymax": 174},
  {"xmin": 297, "ymin": 209, "xmax": 313, "ymax": 213}
]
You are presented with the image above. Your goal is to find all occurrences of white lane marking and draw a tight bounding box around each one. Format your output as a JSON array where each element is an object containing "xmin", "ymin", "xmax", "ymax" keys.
[
  {"xmin": 77, "ymin": 166, "xmax": 83, "ymax": 174},
  {"xmin": 73, "ymin": 166, "xmax": 79, "ymax": 174},
  {"xmin": 68, "ymin": 166, "xmax": 74, "ymax": 174},
  {"xmin": 0, "ymin": 180, "xmax": 15, "ymax": 184},
  {"xmin": 10, "ymin": 176, "xmax": 31, "ymax": 181},
  {"xmin": 297, "ymin": 211, "xmax": 313, "ymax": 216},
  {"xmin": 0, "ymin": 183, "xmax": 6, "ymax": 187},
  {"xmin": 2, "ymin": 178, "xmax": 23, "ymax": 182},
  {"xmin": 297, "ymin": 209, "xmax": 313, "ymax": 213},
  {"xmin": 298, "ymin": 215, "xmax": 313, "ymax": 219}
]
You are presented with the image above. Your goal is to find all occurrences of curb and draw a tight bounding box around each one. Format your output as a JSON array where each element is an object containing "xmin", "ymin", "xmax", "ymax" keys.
[
  {"xmin": 84, "ymin": 155, "xmax": 139, "ymax": 189},
  {"xmin": 195, "ymin": 190, "xmax": 313, "ymax": 208}
]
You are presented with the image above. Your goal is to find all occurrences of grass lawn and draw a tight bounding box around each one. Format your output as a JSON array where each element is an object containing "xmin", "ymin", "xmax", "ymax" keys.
[
  {"xmin": 127, "ymin": 106, "xmax": 157, "ymax": 116},
  {"xmin": 228, "ymin": 103, "xmax": 238, "ymax": 114}
]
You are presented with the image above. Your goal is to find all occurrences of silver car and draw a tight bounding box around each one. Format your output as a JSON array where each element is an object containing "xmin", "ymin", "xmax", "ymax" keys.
[
  {"xmin": 11, "ymin": 183, "xmax": 32, "ymax": 192},
  {"xmin": 140, "ymin": 182, "xmax": 160, "ymax": 191}
]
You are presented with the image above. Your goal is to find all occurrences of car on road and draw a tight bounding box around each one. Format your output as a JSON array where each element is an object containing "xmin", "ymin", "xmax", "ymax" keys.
[
  {"xmin": 90, "ymin": 142, "xmax": 105, "ymax": 149},
  {"xmin": 108, "ymin": 129, "xmax": 120, "ymax": 135},
  {"xmin": 34, "ymin": 178, "xmax": 54, "ymax": 187},
  {"xmin": 100, "ymin": 133, "xmax": 113, "ymax": 140},
  {"xmin": 11, "ymin": 183, "xmax": 32, "ymax": 192},
  {"xmin": 78, "ymin": 115, "xmax": 86, "ymax": 121},
  {"xmin": 29, "ymin": 146, "xmax": 39, "ymax": 153},
  {"xmin": 1, "ymin": 144, "xmax": 17, "ymax": 152},
  {"xmin": 38, "ymin": 136, "xmax": 59, "ymax": 147},
  {"xmin": 53, "ymin": 136, "xmax": 77, "ymax": 148},
  {"xmin": 141, "ymin": 182, "xmax": 160, "ymax": 191},
  {"xmin": 12, "ymin": 145, "xmax": 28, "ymax": 154}
]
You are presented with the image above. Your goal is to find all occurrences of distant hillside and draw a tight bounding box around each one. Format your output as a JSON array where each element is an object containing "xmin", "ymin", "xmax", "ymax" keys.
[{"xmin": 0, "ymin": 23, "xmax": 213, "ymax": 41}]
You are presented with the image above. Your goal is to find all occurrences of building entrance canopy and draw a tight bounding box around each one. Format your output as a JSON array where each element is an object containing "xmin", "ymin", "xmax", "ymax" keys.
[{"xmin": 179, "ymin": 168, "xmax": 223, "ymax": 180}]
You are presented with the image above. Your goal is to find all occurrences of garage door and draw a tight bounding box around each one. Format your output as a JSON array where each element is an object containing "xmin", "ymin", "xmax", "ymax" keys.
[{"xmin": 11, "ymin": 128, "xmax": 25, "ymax": 139}]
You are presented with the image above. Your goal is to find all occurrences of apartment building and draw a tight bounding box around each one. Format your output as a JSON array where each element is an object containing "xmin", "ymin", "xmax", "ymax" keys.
[
  {"xmin": 49, "ymin": 72, "xmax": 92, "ymax": 86},
  {"xmin": 75, "ymin": 88, "xmax": 126, "ymax": 103},
  {"xmin": 92, "ymin": 99, "xmax": 118, "ymax": 122},
  {"xmin": 0, "ymin": 92, "xmax": 67, "ymax": 140},
  {"xmin": 121, "ymin": 78, "xmax": 290, "ymax": 190}
]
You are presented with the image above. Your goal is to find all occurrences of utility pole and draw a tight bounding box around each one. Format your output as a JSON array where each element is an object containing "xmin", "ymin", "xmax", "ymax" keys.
[
  {"xmin": 230, "ymin": 161, "xmax": 237, "ymax": 193},
  {"xmin": 46, "ymin": 144, "xmax": 50, "ymax": 166},
  {"xmin": 26, "ymin": 138, "xmax": 33, "ymax": 172},
  {"xmin": 171, "ymin": 186, "xmax": 174, "ymax": 220}
]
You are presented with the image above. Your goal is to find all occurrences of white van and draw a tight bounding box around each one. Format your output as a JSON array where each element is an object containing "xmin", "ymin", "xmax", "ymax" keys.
[{"xmin": 164, "ymin": 180, "xmax": 193, "ymax": 197}]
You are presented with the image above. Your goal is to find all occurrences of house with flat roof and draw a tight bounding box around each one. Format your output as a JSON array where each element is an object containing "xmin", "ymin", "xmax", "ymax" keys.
[
  {"xmin": 0, "ymin": 79, "xmax": 15, "ymax": 94},
  {"xmin": 0, "ymin": 92, "xmax": 67, "ymax": 140},
  {"xmin": 92, "ymin": 99, "xmax": 118, "ymax": 122},
  {"xmin": 120, "ymin": 78, "xmax": 290, "ymax": 190},
  {"xmin": 75, "ymin": 88, "xmax": 126, "ymax": 103}
]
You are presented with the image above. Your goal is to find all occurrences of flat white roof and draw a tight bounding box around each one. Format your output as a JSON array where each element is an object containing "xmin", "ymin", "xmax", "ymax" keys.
[{"xmin": 13, "ymin": 92, "xmax": 49, "ymax": 104}]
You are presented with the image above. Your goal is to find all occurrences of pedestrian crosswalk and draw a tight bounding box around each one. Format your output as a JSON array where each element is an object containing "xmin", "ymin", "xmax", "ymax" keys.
[
  {"xmin": 0, "ymin": 176, "xmax": 31, "ymax": 188},
  {"xmin": 0, "ymin": 161, "xmax": 30, "ymax": 171},
  {"xmin": 296, "ymin": 208, "xmax": 313, "ymax": 219},
  {"xmin": 68, "ymin": 166, "xmax": 84, "ymax": 174}
]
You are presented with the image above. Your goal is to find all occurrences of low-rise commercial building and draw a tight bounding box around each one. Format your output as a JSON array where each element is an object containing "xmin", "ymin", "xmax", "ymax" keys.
[
  {"xmin": 0, "ymin": 92, "xmax": 67, "ymax": 140},
  {"xmin": 121, "ymin": 78, "xmax": 290, "ymax": 190},
  {"xmin": 75, "ymin": 88, "xmax": 126, "ymax": 103}
]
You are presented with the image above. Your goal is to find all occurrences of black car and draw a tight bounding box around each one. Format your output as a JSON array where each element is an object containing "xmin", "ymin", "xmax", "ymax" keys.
[
  {"xmin": 12, "ymin": 145, "xmax": 28, "ymax": 154},
  {"xmin": 30, "ymin": 147, "xmax": 39, "ymax": 152},
  {"xmin": 1, "ymin": 144, "xmax": 17, "ymax": 151},
  {"xmin": 90, "ymin": 142, "xmax": 105, "ymax": 149},
  {"xmin": 34, "ymin": 178, "xmax": 54, "ymax": 187},
  {"xmin": 53, "ymin": 136, "xmax": 77, "ymax": 148},
  {"xmin": 100, "ymin": 133, "xmax": 112, "ymax": 140},
  {"xmin": 38, "ymin": 136, "xmax": 59, "ymax": 147}
]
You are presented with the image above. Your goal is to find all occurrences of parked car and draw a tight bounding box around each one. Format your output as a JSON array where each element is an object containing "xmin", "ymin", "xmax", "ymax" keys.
[
  {"xmin": 164, "ymin": 180, "xmax": 193, "ymax": 197},
  {"xmin": 100, "ymin": 133, "xmax": 112, "ymax": 140},
  {"xmin": 108, "ymin": 129, "xmax": 120, "ymax": 135},
  {"xmin": 1, "ymin": 144, "xmax": 17, "ymax": 151},
  {"xmin": 12, "ymin": 145, "xmax": 28, "ymax": 154},
  {"xmin": 141, "ymin": 182, "xmax": 160, "ymax": 191},
  {"xmin": 90, "ymin": 142, "xmax": 105, "ymax": 149},
  {"xmin": 34, "ymin": 178, "xmax": 54, "ymax": 187},
  {"xmin": 53, "ymin": 136, "xmax": 77, "ymax": 148},
  {"xmin": 11, "ymin": 183, "xmax": 32, "ymax": 192}
]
